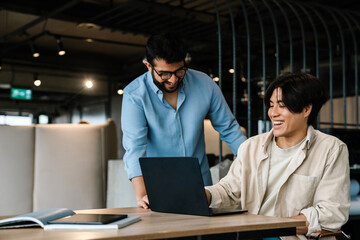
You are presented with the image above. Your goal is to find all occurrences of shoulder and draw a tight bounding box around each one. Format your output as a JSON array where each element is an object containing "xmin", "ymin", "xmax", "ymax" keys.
[
  {"xmin": 187, "ymin": 68, "xmax": 211, "ymax": 79},
  {"xmin": 312, "ymin": 130, "xmax": 347, "ymax": 148},
  {"xmin": 124, "ymin": 72, "xmax": 149, "ymax": 96},
  {"xmin": 185, "ymin": 69, "xmax": 221, "ymax": 95},
  {"xmin": 186, "ymin": 69, "xmax": 213, "ymax": 85},
  {"xmin": 237, "ymin": 132, "xmax": 270, "ymax": 154},
  {"xmin": 311, "ymin": 130, "xmax": 349, "ymax": 158}
]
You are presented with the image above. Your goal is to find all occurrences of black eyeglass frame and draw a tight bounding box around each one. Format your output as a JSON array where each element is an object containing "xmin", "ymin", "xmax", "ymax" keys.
[{"xmin": 150, "ymin": 63, "xmax": 188, "ymax": 81}]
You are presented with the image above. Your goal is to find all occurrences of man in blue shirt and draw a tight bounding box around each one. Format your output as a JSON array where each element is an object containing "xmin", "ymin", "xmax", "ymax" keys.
[{"xmin": 121, "ymin": 32, "xmax": 246, "ymax": 208}]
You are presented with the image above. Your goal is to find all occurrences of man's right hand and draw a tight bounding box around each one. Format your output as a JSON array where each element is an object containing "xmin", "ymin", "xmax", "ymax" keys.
[
  {"xmin": 137, "ymin": 195, "xmax": 150, "ymax": 209},
  {"xmin": 131, "ymin": 176, "xmax": 149, "ymax": 209}
]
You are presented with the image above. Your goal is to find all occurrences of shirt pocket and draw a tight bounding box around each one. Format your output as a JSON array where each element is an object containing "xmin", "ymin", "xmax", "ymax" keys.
[{"xmin": 284, "ymin": 173, "xmax": 320, "ymax": 210}]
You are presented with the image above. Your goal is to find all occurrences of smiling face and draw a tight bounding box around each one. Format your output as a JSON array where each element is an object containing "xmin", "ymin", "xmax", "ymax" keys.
[
  {"xmin": 268, "ymin": 87, "xmax": 312, "ymax": 148},
  {"xmin": 144, "ymin": 58, "xmax": 186, "ymax": 94}
]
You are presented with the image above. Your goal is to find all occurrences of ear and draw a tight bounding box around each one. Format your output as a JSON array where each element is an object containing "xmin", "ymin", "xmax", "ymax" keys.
[
  {"xmin": 143, "ymin": 59, "xmax": 152, "ymax": 72},
  {"xmin": 304, "ymin": 104, "xmax": 312, "ymax": 118}
]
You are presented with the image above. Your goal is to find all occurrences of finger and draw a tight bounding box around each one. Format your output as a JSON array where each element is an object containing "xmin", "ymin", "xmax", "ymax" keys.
[
  {"xmin": 141, "ymin": 200, "xmax": 149, "ymax": 209},
  {"xmin": 143, "ymin": 195, "xmax": 149, "ymax": 205},
  {"xmin": 137, "ymin": 199, "xmax": 149, "ymax": 209}
]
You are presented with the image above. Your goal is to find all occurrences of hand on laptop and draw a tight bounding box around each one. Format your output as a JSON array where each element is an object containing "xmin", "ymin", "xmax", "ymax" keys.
[{"xmin": 205, "ymin": 189, "xmax": 212, "ymax": 206}]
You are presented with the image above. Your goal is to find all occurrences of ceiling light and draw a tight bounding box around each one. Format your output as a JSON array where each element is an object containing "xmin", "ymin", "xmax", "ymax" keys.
[
  {"xmin": 34, "ymin": 80, "xmax": 41, "ymax": 87},
  {"xmin": 117, "ymin": 89, "xmax": 124, "ymax": 95},
  {"xmin": 85, "ymin": 80, "xmax": 93, "ymax": 88},
  {"xmin": 33, "ymin": 73, "xmax": 41, "ymax": 87},
  {"xmin": 56, "ymin": 38, "xmax": 66, "ymax": 56},
  {"xmin": 77, "ymin": 22, "xmax": 101, "ymax": 29},
  {"xmin": 213, "ymin": 77, "xmax": 219, "ymax": 82},
  {"xmin": 229, "ymin": 69, "xmax": 235, "ymax": 74},
  {"xmin": 30, "ymin": 42, "xmax": 40, "ymax": 58}
]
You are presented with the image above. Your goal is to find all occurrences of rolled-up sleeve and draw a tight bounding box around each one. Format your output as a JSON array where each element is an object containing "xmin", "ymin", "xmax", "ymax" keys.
[{"xmin": 312, "ymin": 144, "xmax": 350, "ymax": 232}]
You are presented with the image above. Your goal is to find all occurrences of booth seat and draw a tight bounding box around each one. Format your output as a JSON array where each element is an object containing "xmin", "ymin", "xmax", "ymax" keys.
[{"xmin": 0, "ymin": 119, "xmax": 117, "ymax": 216}]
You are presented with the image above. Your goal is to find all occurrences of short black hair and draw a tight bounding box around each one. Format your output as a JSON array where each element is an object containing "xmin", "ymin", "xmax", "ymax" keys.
[
  {"xmin": 264, "ymin": 73, "xmax": 329, "ymax": 126},
  {"xmin": 145, "ymin": 32, "xmax": 187, "ymax": 66}
]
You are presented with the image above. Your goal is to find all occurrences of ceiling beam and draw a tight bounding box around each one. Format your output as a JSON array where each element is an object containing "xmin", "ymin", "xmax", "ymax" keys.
[{"xmin": 0, "ymin": 0, "xmax": 81, "ymax": 43}]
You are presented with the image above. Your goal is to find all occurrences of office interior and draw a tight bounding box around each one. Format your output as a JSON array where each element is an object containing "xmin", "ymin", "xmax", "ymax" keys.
[{"xmin": 0, "ymin": 0, "xmax": 360, "ymax": 238}]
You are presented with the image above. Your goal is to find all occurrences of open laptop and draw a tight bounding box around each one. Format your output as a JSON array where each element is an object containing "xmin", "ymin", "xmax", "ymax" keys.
[{"xmin": 139, "ymin": 157, "xmax": 247, "ymax": 216}]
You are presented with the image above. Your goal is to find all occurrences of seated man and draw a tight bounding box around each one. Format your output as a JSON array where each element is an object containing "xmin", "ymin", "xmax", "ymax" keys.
[{"xmin": 205, "ymin": 73, "xmax": 350, "ymax": 240}]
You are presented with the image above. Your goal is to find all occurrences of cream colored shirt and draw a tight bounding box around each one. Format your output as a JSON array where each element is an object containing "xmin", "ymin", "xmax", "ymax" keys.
[
  {"xmin": 259, "ymin": 137, "xmax": 305, "ymax": 216},
  {"xmin": 206, "ymin": 126, "xmax": 350, "ymax": 240}
]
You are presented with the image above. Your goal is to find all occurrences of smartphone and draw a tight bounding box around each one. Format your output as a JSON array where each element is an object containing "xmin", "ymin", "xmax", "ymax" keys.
[{"xmin": 48, "ymin": 214, "xmax": 128, "ymax": 225}]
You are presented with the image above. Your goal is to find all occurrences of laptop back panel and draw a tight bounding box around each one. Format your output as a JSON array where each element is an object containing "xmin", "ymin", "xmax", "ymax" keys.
[{"xmin": 139, "ymin": 157, "xmax": 211, "ymax": 216}]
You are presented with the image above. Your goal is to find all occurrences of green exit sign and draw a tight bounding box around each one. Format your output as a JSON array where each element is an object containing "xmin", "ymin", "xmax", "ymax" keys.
[{"xmin": 11, "ymin": 88, "xmax": 32, "ymax": 100}]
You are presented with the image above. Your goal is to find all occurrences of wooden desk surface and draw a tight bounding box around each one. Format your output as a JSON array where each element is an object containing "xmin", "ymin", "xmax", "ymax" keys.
[{"xmin": 0, "ymin": 207, "xmax": 305, "ymax": 240}]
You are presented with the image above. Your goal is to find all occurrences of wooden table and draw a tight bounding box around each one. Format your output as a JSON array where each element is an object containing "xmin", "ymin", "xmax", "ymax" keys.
[{"xmin": 0, "ymin": 207, "xmax": 305, "ymax": 240}]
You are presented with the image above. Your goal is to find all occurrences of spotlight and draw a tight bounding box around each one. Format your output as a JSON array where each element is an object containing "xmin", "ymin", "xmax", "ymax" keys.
[
  {"xmin": 56, "ymin": 38, "xmax": 66, "ymax": 56},
  {"xmin": 34, "ymin": 79, "xmax": 41, "ymax": 87},
  {"xmin": 85, "ymin": 80, "xmax": 93, "ymax": 88},
  {"xmin": 117, "ymin": 89, "xmax": 124, "ymax": 95},
  {"xmin": 33, "ymin": 73, "xmax": 41, "ymax": 87},
  {"xmin": 30, "ymin": 42, "xmax": 40, "ymax": 58},
  {"xmin": 229, "ymin": 69, "xmax": 235, "ymax": 74},
  {"xmin": 213, "ymin": 77, "xmax": 219, "ymax": 82}
]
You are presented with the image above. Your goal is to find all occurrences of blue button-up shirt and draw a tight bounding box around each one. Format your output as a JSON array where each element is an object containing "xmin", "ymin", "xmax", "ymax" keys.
[{"xmin": 121, "ymin": 69, "xmax": 246, "ymax": 186}]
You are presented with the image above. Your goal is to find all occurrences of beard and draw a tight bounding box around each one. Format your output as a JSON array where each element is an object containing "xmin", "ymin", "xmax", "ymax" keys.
[{"xmin": 152, "ymin": 72, "xmax": 183, "ymax": 93}]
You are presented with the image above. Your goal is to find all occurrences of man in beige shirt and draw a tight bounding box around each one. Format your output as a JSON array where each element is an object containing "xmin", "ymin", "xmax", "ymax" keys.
[{"xmin": 205, "ymin": 73, "xmax": 350, "ymax": 240}]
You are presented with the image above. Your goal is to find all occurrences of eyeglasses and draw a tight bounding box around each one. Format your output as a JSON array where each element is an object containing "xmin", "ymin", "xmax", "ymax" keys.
[{"xmin": 151, "ymin": 64, "xmax": 187, "ymax": 81}]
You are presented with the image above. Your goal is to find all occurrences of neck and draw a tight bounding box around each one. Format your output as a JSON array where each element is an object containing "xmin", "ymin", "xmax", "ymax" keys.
[
  {"xmin": 275, "ymin": 127, "xmax": 308, "ymax": 149},
  {"xmin": 163, "ymin": 90, "xmax": 178, "ymax": 110}
]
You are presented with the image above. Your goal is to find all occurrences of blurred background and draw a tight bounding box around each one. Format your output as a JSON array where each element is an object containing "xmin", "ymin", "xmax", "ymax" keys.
[
  {"xmin": 1, "ymin": 1, "xmax": 360, "ymax": 237},
  {"xmin": 1, "ymin": 0, "xmax": 359, "ymax": 134}
]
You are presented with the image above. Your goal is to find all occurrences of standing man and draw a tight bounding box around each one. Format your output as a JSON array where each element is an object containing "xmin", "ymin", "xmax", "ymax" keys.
[
  {"xmin": 121, "ymin": 32, "xmax": 246, "ymax": 208},
  {"xmin": 205, "ymin": 73, "xmax": 350, "ymax": 239}
]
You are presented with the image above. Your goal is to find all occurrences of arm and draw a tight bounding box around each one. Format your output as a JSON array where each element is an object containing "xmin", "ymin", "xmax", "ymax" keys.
[
  {"xmin": 205, "ymin": 145, "xmax": 244, "ymax": 208},
  {"xmin": 121, "ymin": 89, "xmax": 149, "ymax": 208},
  {"xmin": 131, "ymin": 176, "xmax": 149, "ymax": 209},
  {"xmin": 300, "ymin": 143, "xmax": 350, "ymax": 235},
  {"xmin": 207, "ymin": 81, "xmax": 246, "ymax": 154},
  {"xmin": 313, "ymin": 144, "xmax": 350, "ymax": 231}
]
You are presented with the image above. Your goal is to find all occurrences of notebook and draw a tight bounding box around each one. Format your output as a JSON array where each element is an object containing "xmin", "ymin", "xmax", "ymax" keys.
[{"xmin": 139, "ymin": 157, "xmax": 247, "ymax": 216}]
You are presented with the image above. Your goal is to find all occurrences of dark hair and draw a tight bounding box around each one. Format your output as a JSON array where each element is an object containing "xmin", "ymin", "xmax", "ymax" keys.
[
  {"xmin": 145, "ymin": 32, "xmax": 187, "ymax": 66},
  {"xmin": 264, "ymin": 73, "xmax": 329, "ymax": 126}
]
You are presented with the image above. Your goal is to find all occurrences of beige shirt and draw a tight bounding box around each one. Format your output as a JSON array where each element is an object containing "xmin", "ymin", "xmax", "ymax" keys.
[
  {"xmin": 207, "ymin": 126, "xmax": 350, "ymax": 240},
  {"xmin": 259, "ymin": 136, "xmax": 304, "ymax": 216}
]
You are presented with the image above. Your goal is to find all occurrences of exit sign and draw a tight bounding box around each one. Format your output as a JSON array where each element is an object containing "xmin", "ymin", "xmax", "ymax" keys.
[{"xmin": 10, "ymin": 88, "xmax": 32, "ymax": 100}]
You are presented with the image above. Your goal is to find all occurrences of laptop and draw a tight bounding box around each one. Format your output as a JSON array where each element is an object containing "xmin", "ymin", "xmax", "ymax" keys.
[{"xmin": 139, "ymin": 157, "xmax": 247, "ymax": 216}]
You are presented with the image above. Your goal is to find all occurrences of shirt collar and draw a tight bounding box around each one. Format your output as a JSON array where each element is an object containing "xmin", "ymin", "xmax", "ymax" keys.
[
  {"xmin": 262, "ymin": 125, "xmax": 315, "ymax": 151},
  {"xmin": 304, "ymin": 125, "xmax": 315, "ymax": 150}
]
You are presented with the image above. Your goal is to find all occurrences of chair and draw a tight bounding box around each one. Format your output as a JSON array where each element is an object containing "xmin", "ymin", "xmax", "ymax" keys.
[{"xmin": 308, "ymin": 230, "xmax": 351, "ymax": 240}]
